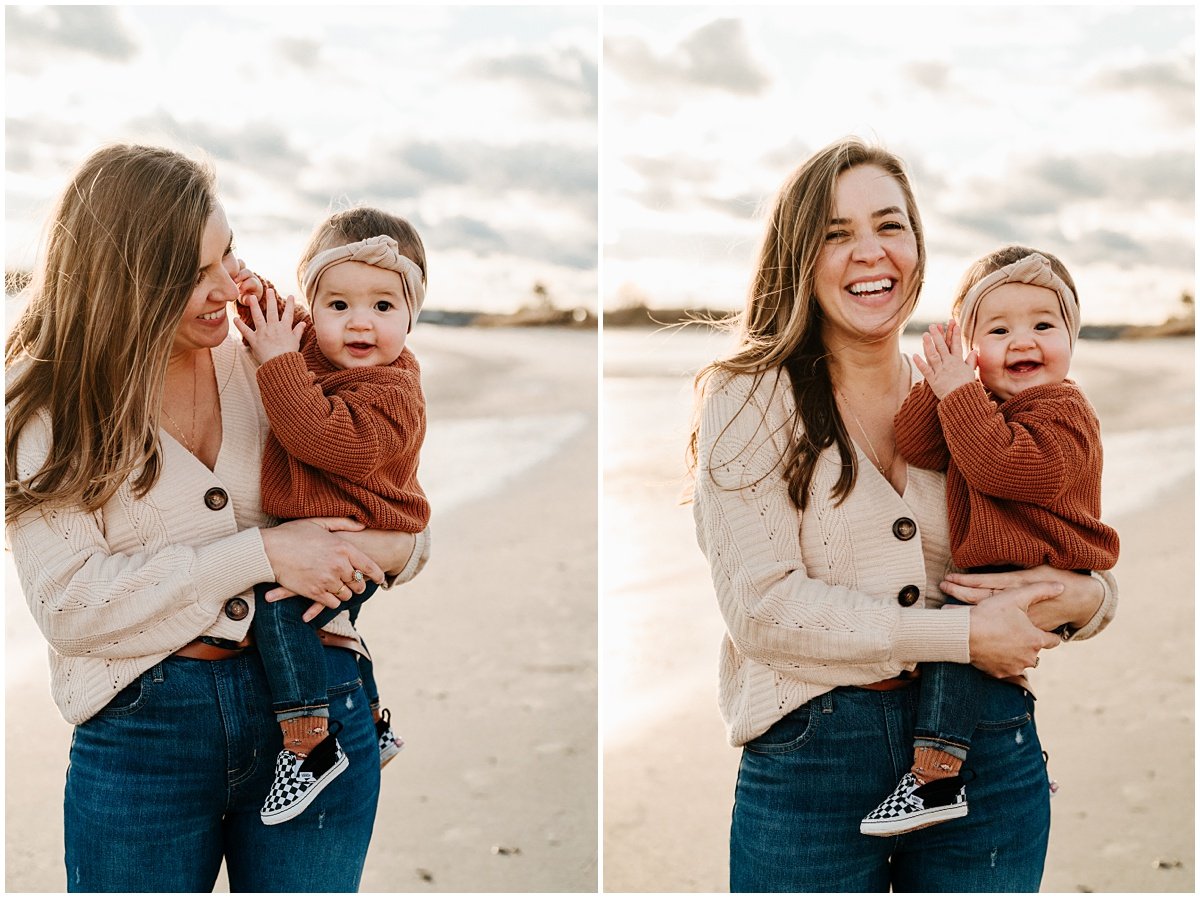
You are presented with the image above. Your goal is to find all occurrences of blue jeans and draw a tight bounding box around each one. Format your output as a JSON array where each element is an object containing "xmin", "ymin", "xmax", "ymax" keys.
[
  {"xmin": 730, "ymin": 678, "xmax": 1050, "ymax": 892},
  {"xmin": 253, "ymin": 580, "xmax": 379, "ymax": 719},
  {"xmin": 63, "ymin": 646, "xmax": 380, "ymax": 892},
  {"xmin": 913, "ymin": 598, "xmax": 984, "ymax": 760}
]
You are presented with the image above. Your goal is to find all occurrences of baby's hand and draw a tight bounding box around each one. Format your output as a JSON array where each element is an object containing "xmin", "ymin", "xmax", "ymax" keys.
[
  {"xmin": 912, "ymin": 320, "xmax": 979, "ymax": 400},
  {"xmin": 232, "ymin": 259, "xmax": 264, "ymax": 306},
  {"xmin": 232, "ymin": 287, "xmax": 306, "ymax": 364}
]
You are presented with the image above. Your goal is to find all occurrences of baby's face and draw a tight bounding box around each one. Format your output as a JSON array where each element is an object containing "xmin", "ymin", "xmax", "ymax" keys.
[
  {"xmin": 970, "ymin": 282, "xmax": 1072, "ymax": 401},
  {"xmin": 311, "ymin": 261, "xmax": 411, "ymax": 369}
]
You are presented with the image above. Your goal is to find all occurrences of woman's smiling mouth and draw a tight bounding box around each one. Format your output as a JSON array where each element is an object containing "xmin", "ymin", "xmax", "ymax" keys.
[{"xmin": 847, "ymin": 278, "xmax": 896, "ymax": 298}]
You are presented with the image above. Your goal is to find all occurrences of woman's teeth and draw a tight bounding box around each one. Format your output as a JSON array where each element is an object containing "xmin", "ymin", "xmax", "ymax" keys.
[
  {"xmin": 198, "ymin": 310, "xmax": 224, "ymax": 320},
  {"xmin": 848, "ymin": 279, "xmax": 894, "ymax": 296}
]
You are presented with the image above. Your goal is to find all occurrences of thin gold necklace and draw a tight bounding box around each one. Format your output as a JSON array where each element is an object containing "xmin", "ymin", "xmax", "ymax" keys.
[
  {"xmin": 162, "ymin": 355, "xmax": 199, "ymax": 455},
  {"xmin": 839, "ymin": 396, "xmax": 894, "ymax": 476},
  {"xmin": 836, "ymin": 356, "xmax": 908, "ymax": 477}
]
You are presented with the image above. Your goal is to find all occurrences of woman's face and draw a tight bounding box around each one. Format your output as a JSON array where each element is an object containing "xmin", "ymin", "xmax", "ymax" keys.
[
  {"xmin": 172, "ymin": 204, "xmax": 239, "ymax": 356},
  {"xmin": 814, "ymin": 165, "xmax": 919, "ymax": 345}
]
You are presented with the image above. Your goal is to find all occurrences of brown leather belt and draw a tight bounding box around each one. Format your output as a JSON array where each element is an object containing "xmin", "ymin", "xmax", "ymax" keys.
[
  {"xmin": 859, "ymin": 668, "xmax": 922, "ymax": 691},
  {"xmin": 173, "ymin": 629, "xmax": 363, "ymax": 662},
  {"xmin": 316, "ymin": 630, "xmax": 364, "ymax": 656},
  {"xmin": 173, "ymin": 636, "xmax": 253, "ymax": 661}
]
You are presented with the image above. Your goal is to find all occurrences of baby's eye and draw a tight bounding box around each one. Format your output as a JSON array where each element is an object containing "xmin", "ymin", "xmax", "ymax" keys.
[
  {"xmin": 1034, "ymin": 321, "xmax": 1055, "ymax": 331},
  {"xmin": 988, "ymin": 326, "xmax": 1008, "ymax": 336},
  {"xmin": 374, "ymin": 300, "xmax": 394, "ymax": 312},
  {"xmin": 330, "ymin": 300, "xmax": 348, "ymax": 311}
]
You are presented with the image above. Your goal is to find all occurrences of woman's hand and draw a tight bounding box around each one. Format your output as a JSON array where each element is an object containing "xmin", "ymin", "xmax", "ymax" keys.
[
  {"xmin": 260, "ymin": 517, "xmax": 386, "ymax": 620},
  {"xmin": 332, "ymin": 528, "xmax": 417, "ymax": 578},
  {"xmin": 232, "ymin": 286, "xmax": 306, "ymax": 365},
  {"xmin": 965, "ymin": 583, "xmax": 1063, "ymax": 678},
  {"xmin": 942, "ymin": 565, "xmax": 1104, "ymax": 633}
]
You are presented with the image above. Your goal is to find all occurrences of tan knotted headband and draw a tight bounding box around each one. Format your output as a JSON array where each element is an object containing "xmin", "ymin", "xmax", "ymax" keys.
[
  {"xmin": 958, "ymin": 252, "xmax": 1080, "ymax": 351},
  {"xmin": 301, "ymin": 235, "xmax": 425, "ymax": 332}
]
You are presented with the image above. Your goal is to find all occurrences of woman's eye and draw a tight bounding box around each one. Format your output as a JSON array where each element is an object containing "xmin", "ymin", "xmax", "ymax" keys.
[
  {"xmin": 824, "ymin": 230, "xmax": 848, "ymax": 243},
  {"xmin": 880, "ymin": 221, "xmax": 905, "ymax": 233},
  {"xmin": 194, "ymin": 270, "xmax": 206, "ymax": 287}
]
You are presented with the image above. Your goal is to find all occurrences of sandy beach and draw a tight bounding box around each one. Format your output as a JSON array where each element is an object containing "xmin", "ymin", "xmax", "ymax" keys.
[
  {"xmin": 5, "ymin": 325, "xmax": 598, "ymax": 893},
  {"xmin": 602, "ymin": 327, "xmax": 1194, "ymax": 893}
]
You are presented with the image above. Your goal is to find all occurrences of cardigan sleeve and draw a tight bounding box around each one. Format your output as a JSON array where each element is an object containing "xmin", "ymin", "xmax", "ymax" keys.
[
  {"xmin": 894, "ymin": 379, "xmax": 950, "ymax": 472},
  {"xmin": 936, "ymin": 382, "xmax": 1097, "ymax": 504},
  {"xmin": 693, "ymin": 370, "xmax": 968, "ymax": 679},
  {"xmin": 254, "ymin": 352, "xmax": 425, "ymax": 484},
  {"xmin": 8, "ymin": 420, "xmax": 275, "ymax": 660}
]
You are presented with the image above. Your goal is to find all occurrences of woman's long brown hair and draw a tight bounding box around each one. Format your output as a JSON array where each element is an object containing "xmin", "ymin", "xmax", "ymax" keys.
[
  {"xmin": 6, "ymin": 144, "xmax": 216, "ymax": 524},
  {"xmin": 688, "ymin": 138, "xmax": 926, "ymax": 509}
]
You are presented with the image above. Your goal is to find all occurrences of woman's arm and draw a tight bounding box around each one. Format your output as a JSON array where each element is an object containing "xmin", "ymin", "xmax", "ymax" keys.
[
  {"xmin": 942, "ymin": 564, "xmax": 1116, "ymax": 640},
  {"xmin": 695, "ymin": 370, "xmax": 964, "ymax": 682},
  {"xmin": 261, "ymin": 526, "xmax": 428, "ymax": 619}
]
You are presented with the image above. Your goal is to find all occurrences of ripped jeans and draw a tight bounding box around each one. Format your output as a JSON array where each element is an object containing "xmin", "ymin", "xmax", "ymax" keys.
[
  {"xmin": 730, "ymin": 677, "xmax": 1050, "ymax": 892},
  {"xmin": 63, "ymin": 646, "xmax": 379, "ymax": 892}
]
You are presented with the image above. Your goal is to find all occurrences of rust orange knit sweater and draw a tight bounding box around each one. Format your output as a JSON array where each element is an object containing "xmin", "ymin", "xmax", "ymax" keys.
[
  {"xmin": 238, "ymin": 300, "xmax": 430, "ymax": 533},
  {"xmin": 894, "ymin": 379, "xmax": 1118, "ymax": 571}
]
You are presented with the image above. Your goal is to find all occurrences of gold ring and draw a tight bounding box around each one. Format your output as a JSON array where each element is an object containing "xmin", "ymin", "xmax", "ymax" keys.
[{"xmin": 1033, "ymin": 656, "xmax": 1040, "ymax": 668}]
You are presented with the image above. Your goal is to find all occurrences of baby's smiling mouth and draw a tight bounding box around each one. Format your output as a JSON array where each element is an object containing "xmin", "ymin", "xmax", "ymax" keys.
[{"xmin": 1007, "ymin": 360, "xmax": 1041, "ymax": 374}]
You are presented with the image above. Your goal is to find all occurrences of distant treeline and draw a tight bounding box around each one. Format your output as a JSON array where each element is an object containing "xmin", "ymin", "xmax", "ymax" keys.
[{"xmin": 603, "ymin": 303, "xmax": 1194, "ymax": 340}]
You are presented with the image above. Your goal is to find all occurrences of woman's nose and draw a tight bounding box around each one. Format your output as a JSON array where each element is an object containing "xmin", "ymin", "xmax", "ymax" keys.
[
  {"xmin": 851, "ymin": 233, "xmax": 885, "ymax": 263},
  {"xmin": 213, "ymin": 266, "xmax": 239, "ymax": 302}
]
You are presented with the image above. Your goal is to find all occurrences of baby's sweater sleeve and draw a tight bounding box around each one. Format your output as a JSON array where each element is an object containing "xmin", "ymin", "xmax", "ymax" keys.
[
  {"xmin": 693, "ymin": 370, "xmax": 968, "ymax": 679},
  {"xmin": 894, "ymin": 380, "xmax": 949, "ymax": 472},
  {"xmin": 7, "ymin": 417, "xmax": 274, "ymax": 659},
  {"xmin": 937, "ymin": 382, "xmax": 1098, "ymax": 504},
  {"xmin": 255, "ymin": 353, "xmax": 425, "ymax": 484}
]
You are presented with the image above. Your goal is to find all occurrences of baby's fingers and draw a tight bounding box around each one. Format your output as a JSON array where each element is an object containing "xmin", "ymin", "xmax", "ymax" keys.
[{"xmin": 912, "ymin": 352, "xmax": 933, "ymax": 380}]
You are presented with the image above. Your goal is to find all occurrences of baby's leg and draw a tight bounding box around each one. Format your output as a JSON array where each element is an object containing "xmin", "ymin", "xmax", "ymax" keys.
[
  {"xmin": 251, "ymin": 583, "xmax": 333, "ymax": 755},
  {"xmin": 911, "ymin": 598, "xmax": 984, "ymax": 781}
]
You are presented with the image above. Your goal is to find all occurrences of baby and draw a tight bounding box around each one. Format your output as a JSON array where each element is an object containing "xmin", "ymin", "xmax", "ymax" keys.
[
  {"xmin": 234, "ymin": 208, "xmax": 431, "ymax": 825},
  {"xmin": 860, "ymin": 247, "xmax": 1119, "ymax": 837}
]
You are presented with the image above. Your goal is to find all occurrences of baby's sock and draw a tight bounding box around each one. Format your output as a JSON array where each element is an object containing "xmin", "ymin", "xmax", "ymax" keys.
[
  {"xmin": 280, "ymin": 715, "xmax": 331, "ymax": 758},
  {"xmin": 911, "ymin": 746, "xmax": 962, "ymax": 784}
]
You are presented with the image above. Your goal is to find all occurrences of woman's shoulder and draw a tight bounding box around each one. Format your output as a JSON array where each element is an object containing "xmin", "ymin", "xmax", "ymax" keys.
[{"xmin": 699, "ymin": 363, "xmax": 791, "ymax": 406}]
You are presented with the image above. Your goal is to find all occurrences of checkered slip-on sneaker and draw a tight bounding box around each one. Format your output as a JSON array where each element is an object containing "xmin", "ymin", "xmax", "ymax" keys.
[
  {"xmin": 260, "ymin": 720, "xmax": 350, "ymax": 826},
  {"xmin": 376, "ymin": 708, "xmax": 406, "ymax": 768},
  {"xmin": 860, "ymin": 771, "xmax": 968, "ymax": 837}
]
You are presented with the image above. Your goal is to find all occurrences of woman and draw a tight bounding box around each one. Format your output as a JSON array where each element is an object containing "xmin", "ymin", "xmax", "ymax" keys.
[
  {"xmin": 5, "ymin": 144, "xmax": 427, "ymax": 892},
  {"xmin": 689, "ymin": 138, "xmax": 1117, "ymax": 891}
]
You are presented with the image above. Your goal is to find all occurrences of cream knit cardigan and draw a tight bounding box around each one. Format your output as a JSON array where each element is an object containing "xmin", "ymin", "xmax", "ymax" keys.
[
  {"xmin": 8, "ymin": 334, "xmax": 430, "ymax": 725},
  {"xmin": 693, "ymin": 366, "xmax": 1117, "ymax": 747}
]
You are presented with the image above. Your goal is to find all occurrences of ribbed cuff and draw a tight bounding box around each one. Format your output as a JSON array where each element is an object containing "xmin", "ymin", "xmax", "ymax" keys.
[{"xmin": 892, "ymin": 605, "xmax": 971, "ymax": 664}]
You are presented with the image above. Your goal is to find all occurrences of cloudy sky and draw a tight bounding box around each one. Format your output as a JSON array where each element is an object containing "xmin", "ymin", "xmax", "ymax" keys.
[
  {"xmin": 603, "ymin": 5, "xmax": 1194, "ymax": 325},
  {"xmin": 5, "ymin": 5, "xmax": 597, "ymax": 314}
]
